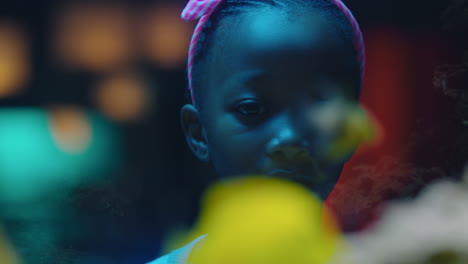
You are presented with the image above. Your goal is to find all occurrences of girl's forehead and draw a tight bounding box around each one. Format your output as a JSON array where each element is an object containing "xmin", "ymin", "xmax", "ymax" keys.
[
  {"xmin": 206, "ymin": 9, "xmax": 355, "ymax": 96},
  {"xmin": 241, "ymin": 10, "xmax": 335, "ymax": 51},
  {"xmin": 217, "ymin": 8, "xmax": 345, "ymax": 61}
]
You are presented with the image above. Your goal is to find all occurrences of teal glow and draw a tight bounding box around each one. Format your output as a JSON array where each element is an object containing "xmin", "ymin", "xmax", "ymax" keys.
[{"xmin": 0, "ymin": 108, "xmax": 121, "ymax": 204}]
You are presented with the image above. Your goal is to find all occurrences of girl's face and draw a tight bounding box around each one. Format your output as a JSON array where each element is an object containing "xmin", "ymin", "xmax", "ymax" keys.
[{"xmin": 182, "ymin": 8, "xmax": 360, "ymax": 199}]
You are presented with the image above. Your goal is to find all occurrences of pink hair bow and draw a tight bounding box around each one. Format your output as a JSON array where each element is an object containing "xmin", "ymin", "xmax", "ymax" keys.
[
  {"xmin": 181, "ymin": 0, "xmax": 224, "ymax": 21},
  {"xmin": 181, "ymin": 0, "xmax": 225, "ymax": 105}
]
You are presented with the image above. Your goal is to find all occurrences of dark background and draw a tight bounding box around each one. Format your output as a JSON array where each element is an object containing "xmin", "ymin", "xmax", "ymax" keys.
[{"xmin": 0, "ymin": 0, "xmax": 466, "ymax": 263}]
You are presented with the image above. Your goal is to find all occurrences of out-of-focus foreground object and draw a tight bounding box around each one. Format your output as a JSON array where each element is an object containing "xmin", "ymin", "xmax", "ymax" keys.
[
  {"xmin": 324, "ymin": 102, "xmax": 382, "ymax": 162},
  {"xmin": 0, "ymin": 226, "xmax": 21, "ymax": 264},
  {"xmin": 335, "ymin": 167, "xmax": 468, "ymax": 264},
  {"xmin": 174, "ymin": 176, "xmax": 342, "ymax": 264}
]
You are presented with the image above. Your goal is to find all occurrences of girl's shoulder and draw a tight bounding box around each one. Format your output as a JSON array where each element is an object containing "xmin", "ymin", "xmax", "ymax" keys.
[{"xmin": 146, "ymin": 235, "xmax": 207, "ymax": 264}]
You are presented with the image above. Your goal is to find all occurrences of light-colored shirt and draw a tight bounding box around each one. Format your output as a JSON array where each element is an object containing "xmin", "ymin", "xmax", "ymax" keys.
[{"xmin": 146, "ymin": 235, "xmax": 206, "ymax": 264}]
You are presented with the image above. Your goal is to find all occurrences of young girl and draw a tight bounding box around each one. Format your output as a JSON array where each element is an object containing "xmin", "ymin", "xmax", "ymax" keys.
[{"xmin": 149, "ymin": 0, "xmax": 366, "ymax": 262}]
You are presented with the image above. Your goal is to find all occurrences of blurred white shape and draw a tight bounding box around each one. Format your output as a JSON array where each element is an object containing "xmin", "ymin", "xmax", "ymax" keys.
[
  {"xmin": 335, "ymin": 169, "xmax": 468, "ymax": 264},
  {"xmin": 307, "ymin": 98, "xmax": 347, "ymax": 135},
  {"xmin": 0, "ymin": 21, "xmax": 30, "ymax": 97}
]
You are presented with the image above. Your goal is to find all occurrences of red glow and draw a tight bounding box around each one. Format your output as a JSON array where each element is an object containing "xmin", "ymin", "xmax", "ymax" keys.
[{"xmin": 327, "ymin": 28, "xmax": 415, "ymax": 231}]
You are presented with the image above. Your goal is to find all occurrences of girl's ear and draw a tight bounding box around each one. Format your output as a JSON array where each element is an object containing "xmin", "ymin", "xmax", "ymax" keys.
[{"xmin": 180, "ymin": 104, "xmax": 210, "ymax": 162}]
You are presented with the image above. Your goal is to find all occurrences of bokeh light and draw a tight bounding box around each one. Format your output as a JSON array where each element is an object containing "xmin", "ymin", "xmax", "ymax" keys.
[
  {"xmin": 49, "ymin": 106, "xmax": 92, "ymax": 154},
  {"xmin": 94, "ymin": 72, "xmax": 153, "ymax": 122},
  {"xmin": 139, "ymin": 4, "xmax": 192, "ymax": 68},
  {"xmin": 0, "ymin": 108, "xmax": 120, "ymax": 206},
  {"xmin": 53, "ymin": 4, "xmax": 133, "ymax": 72},
  {"xmin": 0, "ymin": 21, "xmax": 30, "ymax": 97}
]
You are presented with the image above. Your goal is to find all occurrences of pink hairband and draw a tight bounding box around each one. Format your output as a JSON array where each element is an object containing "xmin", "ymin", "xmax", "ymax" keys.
[{"xmin": 181, "ymin": 0, "xmax": 366, "ymax": 105}]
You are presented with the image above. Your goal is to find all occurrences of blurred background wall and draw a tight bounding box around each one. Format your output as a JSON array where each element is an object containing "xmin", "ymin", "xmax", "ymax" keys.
[{"xmin": 0, "ymin": 0, "xmax": 466, "ymax": 263}]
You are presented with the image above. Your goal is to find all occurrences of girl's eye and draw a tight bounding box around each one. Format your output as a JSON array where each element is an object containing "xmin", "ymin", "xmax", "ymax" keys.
[{"xmin": 236, "ymin": 99, "xmax": 266, "ymax": 116}]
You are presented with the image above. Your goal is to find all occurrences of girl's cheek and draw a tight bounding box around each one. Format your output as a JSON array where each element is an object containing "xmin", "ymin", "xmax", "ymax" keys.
[{"xmin": 219, "ymin": 115, "xmax": 252, "ymax": 134}]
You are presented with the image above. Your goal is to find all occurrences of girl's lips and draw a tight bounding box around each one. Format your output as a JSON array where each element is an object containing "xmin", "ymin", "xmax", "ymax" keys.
[
  {"xmin": 265, "ymin": 168, "xmax": 320, "ymax": 189},
  {"xmin": 267, "ymin": 169, "xmax": 296, "ymax": 176}
]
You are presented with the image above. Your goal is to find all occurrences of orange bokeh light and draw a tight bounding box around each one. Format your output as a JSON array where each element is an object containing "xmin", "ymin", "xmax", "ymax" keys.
[
  {"xmin": 0, "ymin": 22, "xmax": 30, "ymax": 97},
  {"xmin": 53, "ymin": 4, "xmax": 133, "ymax": 72},
  {"xmin": 94, "ymin": 73, "xmax": 152, "ymax": 122},
  {"xmin": 140, "ymin": 4, "xmax": 192, "ymax": 68},
  {"xmin": 49, "ymin": 106, "xmax": 92, "ymax": 154}
]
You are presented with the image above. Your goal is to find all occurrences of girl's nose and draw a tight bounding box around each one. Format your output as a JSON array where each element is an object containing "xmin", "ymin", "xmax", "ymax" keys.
[{"xmin": 265, "ymin": 117, "xmax": 312, "ymax": 163}]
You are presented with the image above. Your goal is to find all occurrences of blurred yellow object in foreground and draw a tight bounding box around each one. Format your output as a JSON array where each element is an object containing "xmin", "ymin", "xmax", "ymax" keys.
[
  {"xmin": 0, "ymin": 227, "xmax": 21, "ymax": 264},
  {"xmin": 185, "ymin": 176, "xmax": 342, "ymax": 264}
]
